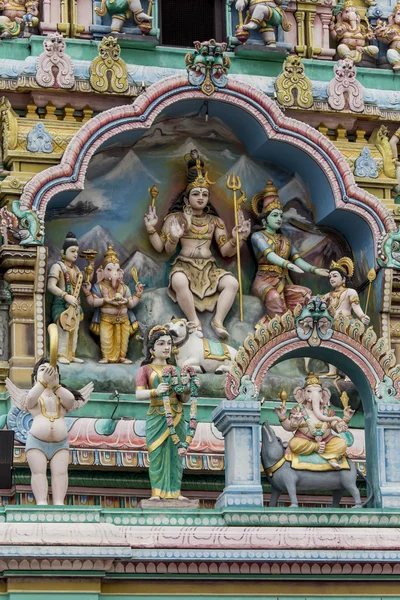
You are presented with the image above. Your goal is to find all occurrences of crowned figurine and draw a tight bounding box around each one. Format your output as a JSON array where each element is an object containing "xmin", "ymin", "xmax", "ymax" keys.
[
  {"xmin": 144, "ymin": 149, "xmax": 251, "ymax": 340},
  {"xmin": 250, "ymin": 181, "xmax": 328, "ymax": 321},
  {"xmin": 47, "ymin": 232, "xmax": 84, "ymax": 365},
  {"xmin": 83, "ymin": 245, "xmax": 144, "ymax": 364},
  {"xmin": 275, "ymin": 373, "xmax": 355, "ymax": 471},
  {"xmin": 324, "ymin": 257, "xmax": 370, "ymax": 325},
  {"xmin": 329, "ymin": 0, "xmax": 378, "ymax": 63}
]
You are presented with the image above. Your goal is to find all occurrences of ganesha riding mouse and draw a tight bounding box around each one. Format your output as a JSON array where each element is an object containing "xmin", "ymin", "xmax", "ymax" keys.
[{"xmin": 275, "ymin": 373, "xmax": 354, "ymax": 471}]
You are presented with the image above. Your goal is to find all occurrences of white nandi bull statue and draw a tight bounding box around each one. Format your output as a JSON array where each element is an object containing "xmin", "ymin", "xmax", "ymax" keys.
[{"xmin": 166, "ymin": 318, "xmax": 236, "ymax": 374}]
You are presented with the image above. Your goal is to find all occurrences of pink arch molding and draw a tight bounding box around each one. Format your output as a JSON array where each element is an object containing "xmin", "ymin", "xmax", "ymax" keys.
[
  {"xmin": 226, "ymin": 329, "xmax": 388, "ymax": 401},
  {"xmin": 20, "ymin": 74, "xmax": 395, "ymax": 246}
]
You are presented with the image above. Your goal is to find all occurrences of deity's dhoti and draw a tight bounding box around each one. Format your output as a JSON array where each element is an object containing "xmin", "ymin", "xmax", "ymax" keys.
[
  {"xmin": 168, "ymin": 256, "xmax": 231, "ymax": 312},
  {"xmin": 252, "ymin": 269, "xmax": 311, "ymax": 319},
  {"xmin": 106, "ymin": 0, "xmax": 130, "ymax": 18},
  {"xmin": 288, "ymin": 434, "xmax": 349, "ymax": 471},
  {"xmin": 97, "ymin": 313, "xmax": 134, "ymax": 362}
]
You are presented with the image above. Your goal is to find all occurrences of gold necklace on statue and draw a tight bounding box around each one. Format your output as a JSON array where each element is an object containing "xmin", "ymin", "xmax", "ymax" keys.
[
  {"xmin": 39, "ymin": 395, "xmax": 61, "ymax": 423},
  {"xmin": 329, "ymin": 285, "xmax": 347, "ymax": 311}
]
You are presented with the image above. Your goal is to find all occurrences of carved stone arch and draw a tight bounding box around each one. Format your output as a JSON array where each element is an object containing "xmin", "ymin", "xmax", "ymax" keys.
[
  {"xmin": 18, "ymin": 74, "xmax": 395, "ymax": 250},
  {"xmin": 223, "ymin": 308, "xmax": 400, "ymax": 509}
]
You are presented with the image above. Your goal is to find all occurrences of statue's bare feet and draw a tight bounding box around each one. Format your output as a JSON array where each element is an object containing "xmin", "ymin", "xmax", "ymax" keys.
[
  {"xmin": 178, "ymin": 495, "xmax": 189, "ymax": 501},
  {"xmin": 328, "ymin": 459, "xmax": 341, "ymax": 470},
  {"xmin": 72, "ymin": 357, "xmax": 84, "ymax": 364},
  {"xmin": 58, "ymin": 357, "xmax": 70, "ymax": 365},
  {"xmin": 119, "ymin": 357, "xmax": 132, "ymax": 364},
  {"xmin": 135, "ymin": 11, "xmax": 153, "ymax": 21},
  {"xmin": 98, "ymin": 358, "xmax": 108, "ymax": 364},
  {"xmin": 148, "ymin": 496, "xmax": 161, "ymax": 502},
  {"xmin": 243, "ymin": 20, "xmax": 259, "ymax": 30},
  {"xmin": 211, "ymin": 319, "xmax": 229, "ymax": 340}
]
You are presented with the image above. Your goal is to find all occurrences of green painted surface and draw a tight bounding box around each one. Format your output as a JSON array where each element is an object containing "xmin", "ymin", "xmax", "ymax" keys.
[
  {"xmin": 1, "ymin": 505, "xmax": 399, "ymax": 527},
  {"xmin": 0, "ymin": 36, "xmax": 398, "ymax": 90},
  {"xmin": 0, "ymin": 393, "xmax": 365, "ymax": 427}
]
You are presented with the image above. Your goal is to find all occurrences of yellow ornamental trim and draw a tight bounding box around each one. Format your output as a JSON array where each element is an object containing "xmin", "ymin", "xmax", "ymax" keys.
[
  {"xmin": 274, "ymin": 55, "xmax": 313, "ymax": 110},
  {"xmin": 89, "ymin": 36, "xmax": 128, "ymax": 94}
]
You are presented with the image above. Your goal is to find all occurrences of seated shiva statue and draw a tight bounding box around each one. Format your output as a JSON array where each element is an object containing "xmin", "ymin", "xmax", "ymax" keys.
[
  {"xmin": 250, "ymin": 181, "xmax": 328, "ymax": 321},
  {"xmin": 275, "ymin": 373, "xmax": 355, "ymax": 471},
  {"xmin": 144, "ymin": 150, "xmax": 251, "ymax": 340}
]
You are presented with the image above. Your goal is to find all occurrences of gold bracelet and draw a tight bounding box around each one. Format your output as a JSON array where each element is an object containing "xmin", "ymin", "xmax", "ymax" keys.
[
  {"xmin": 38, "ymin": 379, "xmax": 47, "ymax": 388},
  {"xmin": 283, "ymin": 260, "xmax": 289, "ymax": 268},
  {"xmin": 167, "ymin": 233, "xmax": 179, "ymax": 245},
  {"xmin": 147, "ymin": 228, "xmax": 157, "ymax": 235},
  {"xmin": 52, "ymin": 384, "xmax": 61, "ymax": 393},
  {"xmin": 279, "ymin": 416, "xmax": 287, "ymax": 423},
  {"xmin": 150, "ymin": 389, "xmax": 158, "ymax": 398},
  {"xmin": 229, "ymin": 237, "xmax": 237, "ymax": 247}
]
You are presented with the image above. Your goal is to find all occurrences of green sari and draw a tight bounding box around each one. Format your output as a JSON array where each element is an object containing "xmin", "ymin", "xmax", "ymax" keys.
[{"xmin": 137, "ymin": 364, "xmax": 187, "ymax": 499}]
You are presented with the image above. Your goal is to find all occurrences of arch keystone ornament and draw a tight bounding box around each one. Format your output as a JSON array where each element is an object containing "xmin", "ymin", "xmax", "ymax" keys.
[
  {"xmin": 213, "ymin": 297, "xmax": 400, "ymax": 509},
  {"xmin": 185, "ymin": 39, "xmax": 231, "ymax": 96}
]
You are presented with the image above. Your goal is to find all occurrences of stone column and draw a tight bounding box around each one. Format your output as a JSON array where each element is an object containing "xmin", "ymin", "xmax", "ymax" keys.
[
  {"xmin": 376, "ymin": 403, "xmax": 400, "ymax": 508},
  {"xmin": 0, "ymin": 245, "xmax": 47, "ymax": 387},
  {"xmin": 0, "ymin": 279, "xmax": 11, "ymax": 390},
  {"xmin": 212, "ymin": 400, "xmax": 263, "ymax": 509}
]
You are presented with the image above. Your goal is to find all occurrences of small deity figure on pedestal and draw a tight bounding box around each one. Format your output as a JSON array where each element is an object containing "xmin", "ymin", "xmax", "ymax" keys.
[
  {"xmin": 6, "ymin": 358, "xmax": 93, "ymax": 505},
  {"xmin": 83, "ymin": 245, "xmax": 143, "ymax": 364},
  {"xmin": 144, "ymin": 150, "xmax": 251, "ymax": 340},
  {"xmin": 250, "ymin": 181, "xmax": 328, "ymax": 321},
  {"xmin": 47, "ymin": 232, "xmax": 84, "ymax": 365},
  {"xmin": 135, "ymin": 326, "xmax": 199, "ymax": 501},
  {"xmin": 329, "ymin": 0, "xmax": 378, "ymax": 63},
  {"xmin": 0, "ymin": 0, "xmax": 39, "ymax": 38},
  {"xmin": 375, "ymin": 3, "xmax": 400, "ymax": 72},
  {"xmin": 235, "ymin": 0, "xmax": 291, "ymax": 46},
  {"xmin": 275, "ymin": 373, "xmax": 354, "ymax": 471},
  {"xmin": 95, "ymin": 0, "xmax": 152, "ymax": 34}
]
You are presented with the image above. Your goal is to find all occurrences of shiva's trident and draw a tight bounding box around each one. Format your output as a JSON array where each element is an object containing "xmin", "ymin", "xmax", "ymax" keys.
[{"xmin": 226, "ymin": 174, "xmax": 247, "ymax": 321}]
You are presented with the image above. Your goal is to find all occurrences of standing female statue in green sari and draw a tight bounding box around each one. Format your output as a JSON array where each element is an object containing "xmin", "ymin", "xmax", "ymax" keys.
[{"xmin": 135, "ymin": 326, "xmax": 199, "ymax": 501}]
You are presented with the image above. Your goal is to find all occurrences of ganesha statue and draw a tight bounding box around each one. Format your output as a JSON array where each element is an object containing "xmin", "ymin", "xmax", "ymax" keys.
[
  {"xmin": 0, "ymin": 0, "xmax": 39, "ymax": 38},
  {"xmin": 95, "ymin": 0, "xmax": 152, "ymax": 34},
  {"xmin": 235, "ymin": 0, "xmax": 291, "ymax": 46},
  {"xmin": 275, "ymin": 373, "xmax": 355, "ymax": 471},
  {"xmin": 330, "ymin": 0, "xmax": 378, "ymax": 63},
  {"xmin": 83, "ymin": 245, "xmax": 144, "ymax": 364},
  {"xmin": 375, "ymin": 3, "xmax": 400, "ymax": 71}
]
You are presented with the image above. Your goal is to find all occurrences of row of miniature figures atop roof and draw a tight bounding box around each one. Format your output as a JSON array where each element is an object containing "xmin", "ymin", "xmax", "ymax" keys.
[
  {"xmin": 48, "ymin": 149, "xmax": 370, "ymax": 370},
  {"xmin": 1, "ymin": 1, "xmax": 400, "ymax": 71}
]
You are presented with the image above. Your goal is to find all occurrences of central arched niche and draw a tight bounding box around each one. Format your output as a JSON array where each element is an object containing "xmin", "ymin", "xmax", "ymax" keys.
[{"xmin": 44, "ymin": 106, "xmax": 381, "ymax": 365}]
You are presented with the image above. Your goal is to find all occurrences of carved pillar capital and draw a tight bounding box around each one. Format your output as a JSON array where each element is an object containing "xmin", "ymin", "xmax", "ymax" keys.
[{"xmin": 0, "ymin": 245, "xmax": 47, "ymax": 386}]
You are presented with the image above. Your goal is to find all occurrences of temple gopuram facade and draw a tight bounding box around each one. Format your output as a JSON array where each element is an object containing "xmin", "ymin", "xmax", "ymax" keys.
[{"xmin": 0, "ymin": 0, "xmax": 400, "ymax": 598}]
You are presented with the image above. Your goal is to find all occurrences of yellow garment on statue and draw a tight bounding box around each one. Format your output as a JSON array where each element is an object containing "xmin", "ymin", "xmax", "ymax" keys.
[
  {"xmin": 288, "ymin": 435, "xmax": 350, "ymax": 471},
  {"xmin": 98, "ymin": 313, "xmax": 132, "ymax": 362}
]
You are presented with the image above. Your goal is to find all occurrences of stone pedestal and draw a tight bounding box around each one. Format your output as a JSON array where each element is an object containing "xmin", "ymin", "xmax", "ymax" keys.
[
  {"xmin": 377, "ymin": 403, "xmax": 400, "ymax": 508},
  {"xmin": 212, "ymin": 400, "xmax": 263, "ymax": 509},
  {"xmin": 139, "ymin": 499, "xmax": 200, "ymax": 509}
]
